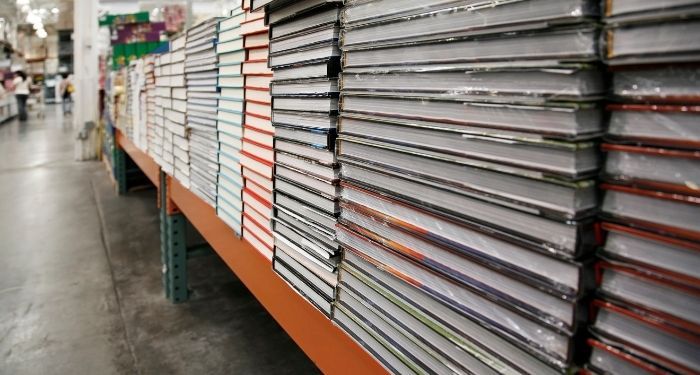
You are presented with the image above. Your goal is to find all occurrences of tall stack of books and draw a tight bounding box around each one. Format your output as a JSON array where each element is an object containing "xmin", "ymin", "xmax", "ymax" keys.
[
  {"xmin": 259, "ymin": 0, "xmax": 343, "ymax": 316},
  {"xmin": 185, "ymin": 18, "xmax": 222, "ymax": 207},
  {"xmin": 153, "ymin": 52, "xmax": 172, "ymax": 173},
  {"xmin": 165, "ymin": 35, "xmax": 188, "ymax": 186},
  {"xmin": 144, "ymin": 55, "xmax": 157, "ymax": 157},
  {"xmin": 215, "ymin": 9, "xmax": 246, "ymax": 234},
  {"xmin": 333, "ymin": 1, "xmax": 604, "ymax": 373},
  {"xmin": 586, "ymin": 2, "xmax": 700, "ymax": 374},
  {"xmin": 125, "ymin": 61, "xmax": 137, "ymax": 142},
  {"xmin": 240, "ymin": 4, "xmax": 275, "ymax": 259}
]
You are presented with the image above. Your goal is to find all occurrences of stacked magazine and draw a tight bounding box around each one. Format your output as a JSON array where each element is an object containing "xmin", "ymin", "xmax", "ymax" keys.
[
  {"xmin": 185, "ymin": 18, "xmax": 222, "ymax": 207},
  {"xmin": 240, "ymin": 3, "xmax": 275, "ymax": 260},
  {"xmin": 215, "ymin": 9, "xmax": 246, "ymax": 234},
  {"xmin": 333, "ymin": 0, "xmax": 604, "ymax": 373},
  {"xmin": 258, "ymin": 0, "xmax": 343, "ymax": 316},
  {"xmin": 587, "ymin": 2, "xmax": 700, "ymax": 374}
]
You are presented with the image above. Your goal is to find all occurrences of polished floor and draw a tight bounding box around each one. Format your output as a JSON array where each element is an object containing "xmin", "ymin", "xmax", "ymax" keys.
[{"xmin": 0, "ymin": 105, "xmax": 318, "ymax": 374}]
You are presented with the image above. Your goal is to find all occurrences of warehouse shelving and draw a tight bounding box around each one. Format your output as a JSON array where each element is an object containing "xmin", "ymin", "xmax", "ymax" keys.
[{"xmin": 114, "ymin": 129, "xmax": 386, "ymax": 374}]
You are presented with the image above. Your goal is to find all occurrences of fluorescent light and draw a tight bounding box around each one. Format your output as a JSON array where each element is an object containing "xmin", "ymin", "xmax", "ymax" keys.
[{"xmin": 51, "ymin": 7, "xmax": 60, "ymax": 14}]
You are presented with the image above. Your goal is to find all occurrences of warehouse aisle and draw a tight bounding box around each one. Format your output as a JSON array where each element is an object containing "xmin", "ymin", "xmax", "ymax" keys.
[{"xmin": 0, "ymin": 106, "xmax": 317, "ymax": 374}]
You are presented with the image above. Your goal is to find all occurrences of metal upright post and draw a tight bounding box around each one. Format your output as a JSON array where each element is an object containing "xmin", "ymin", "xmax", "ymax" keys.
[
  {"xmin": 115, "ymin": 146, "xmax": 127, "ymax": 195},
  {"xmin": 160, "ymin": 172, "xmax": 189, "ymax": 303}
]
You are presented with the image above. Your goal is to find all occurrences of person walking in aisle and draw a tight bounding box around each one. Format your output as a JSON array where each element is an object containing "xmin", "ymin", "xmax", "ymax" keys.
[
  {"xmin": 13, "ymin": 71, "xmax": 31, "ymax": 121},
  {"xmin": 59, "ymin": 73, "xmax": 74, "ymax": 116}
]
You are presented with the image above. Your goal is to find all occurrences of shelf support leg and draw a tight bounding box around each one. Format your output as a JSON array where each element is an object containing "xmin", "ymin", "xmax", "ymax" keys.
[
  {"xmin": 159, "ymin": 171, "xmax": 188, "ymax": 303},
  {"xmin": 114, "ymin": 146, "xmax": 127, "ymax": 195}
]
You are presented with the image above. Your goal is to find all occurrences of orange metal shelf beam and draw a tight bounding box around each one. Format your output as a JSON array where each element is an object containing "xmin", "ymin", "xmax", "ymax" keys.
[
  {"xmin": 115, "ymin": 132, "xmax": 386, "ymax": 375},
  {"xmin": 116, "ymin": 129, "xmax": 160, "ymax": 187}
]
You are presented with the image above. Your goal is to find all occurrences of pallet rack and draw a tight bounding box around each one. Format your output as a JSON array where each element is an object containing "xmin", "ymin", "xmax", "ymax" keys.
[{"xmin": 113, "ymin": 129, "xmax": 385, "ymax": 374}]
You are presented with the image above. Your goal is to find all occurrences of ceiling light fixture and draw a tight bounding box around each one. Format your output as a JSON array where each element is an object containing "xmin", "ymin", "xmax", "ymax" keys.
[{"xmin": 51, "ymin": 7, "xmax": 60, "ymax": 14}]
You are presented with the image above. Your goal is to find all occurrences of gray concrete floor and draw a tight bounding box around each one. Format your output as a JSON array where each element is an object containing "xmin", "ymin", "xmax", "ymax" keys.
[{"xmin": 0, "ymin": 105, "xmax": 319, "ymax": 374}]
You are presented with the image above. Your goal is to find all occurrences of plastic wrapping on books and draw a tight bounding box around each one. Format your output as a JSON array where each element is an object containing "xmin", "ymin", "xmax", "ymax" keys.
[
  {"xmin": 589, "ymin": 300, "xmax": 700, "ymax": 374},
  {"xmin": 338, "ymin": 234, "xmax": 580, "ymax": 369},
  {"xmin": 338, "ymin": 152, "xmax": 598, "ymax": 222},
  {"xmin": 601, "ymin": 144, "xmax": 700, "ymax": 196},
  {"xmin": 337, "ymin": 213, "xmax": 587, "ymax": 330},
  {"xmin": 606, "ymin": 105, "xmax": 700, "ymax": 149},
  {"xmin": 603, "ymin": 20, "xmax": 700, "ymax": 65},
  {"xmin": 338, "ymin": 199, "xmax": 593, "ymax": 299},
  {"xmin": 269, "ymin": 24, "xmax": 339, "ymax": 54},
  {"xmin": 342, "ymin": 27, "xmax": 599, "ymax": 68},
  {"xmin": 600, "ymin": 184, "xmax": 700, "ymax": 242},
  {"xmin": 603, "ymin": 0, "xmax": 700, "ymax": 24},
  {"xmin": 339, "ymin": 66, "xmax": 605, "ymax": 105},
  {"xmin": 341, "ymin": 0, "xmax": 598, "ymax": 48},
  {"xmin": 269, "ymin": 41, "xmax": 340, "ymax": 68},
  {"xmin": 340, "ymin": 174, "xmax": 597, "ymax": 259},
  {"xmin": 612, "ymin": 67, "xmax": 700, "ymax": 103},
  {"xmin": 264, "ymin": 0, "xmax": 342, "ymax": 26},
  {"xmin": 586, "ymin": 338, "xmax": 670, "ymax": 375},
  {"xmin": 339, "ymin": 94, "xmax": 604, "ymax": 139},
  {"xmin": 270, "ymin": 6, "xmax": 340, "ymax": 39},
  {"xmin": 600, "ymin": 222, "xmax": 700, "ymax": 283},
  {"xmin": 594, "ymin": 261, "xmax": 700, "ymax": 328},
  {"xmin": 338, "ymin": 119, "xmax": 601, "ymax": 181}
]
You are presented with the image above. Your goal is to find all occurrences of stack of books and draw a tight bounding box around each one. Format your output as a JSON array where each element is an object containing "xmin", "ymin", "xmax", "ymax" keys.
[
  {"xmin": 165, "ymin": 35, "xmax": 188, "ymax": 185},
  {"xmin": 240, "ymin": 3, "xmax": 275, "ymax": 259},
  {"xmin": 333, "ymin": 1, "xmax": 604, "ymax": 373},
  {"xmin": 144, "ymin": 55, "xmax": 158, "ymax": 158},
  {"xmin": 125, "ymin": 61, "xmax": 137, "ymax": 143},
  {"xmin": 153, "ymin": 52, "xmax": 171, "ymax": 172},
  {"xmin": 215, "ymin": 9, "xmax": 246, "ymax": 234},
  {"xmin": 185, "ymin": 18, "xmax": 222, "ymax": 207},
  {"xmin": 586, "ymin": 2, "xmax": 700, "ymax": 374},
  {"xmin": 258, "ymin": 0, "xmax": 343, "ymax": 316}
]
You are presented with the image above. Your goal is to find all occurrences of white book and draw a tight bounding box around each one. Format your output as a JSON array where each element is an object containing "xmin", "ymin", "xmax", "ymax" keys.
[
  {"xmin": 172, "ymin": 99, "xmax": 187, "ymax": 113},
  {"xmin": 244, "ymin": 88, "xmax": 270, "ymax": 104},
  {"xmin": 218, "ymin": 109, "xmax": 244, "ymax": 124},
  {"xmin": 219, "ymin": 131, "xmax": 243, "ymax": 150},
  {"xmin": 242, "ymin": 138, "xmax": 273, "ymax": 162},
  {"xmin": 217, "ymin": 38, "xmax": 244, "ymax": 54},
  {"xmin": 245, "ymin": 112, "xmax": 273, "ymax": 133},
  {"xmin": 164, "ymin": 109, "xmax": 186, "ymax": 124},
  {"xmin": 218, "ymin": 75, "xmax": 245, "ymax": 88},
  {"xmin": 220, "ymin": 87, "xmax": 245, "ymax": 100},
  {"xmin": 243, "ymin": 189, "xmax": 273, "ymax": 221},
  {"xmin": 245, "ymin": 100, "xmax": 271, "ymax": 117},
  {"xmin": 219, "ymin": 63, "xmax": 243, "ymax": 76},
  {"xmin": 243, "ymin": 226, "xmax": 273, "ymax": 260},
  {"xmin": 171, "ymin": 49, "xmax": 186, "ymax": 63},
  {"xmin": 241, "ymin": 152, "xmax": 272, "ymax": 179},
  {"xmin": 219, "ymin": 27, "xmax": 243, "ymax": 43},
  {"xmin": 241, "ymin": 17, "xmax": 266, "ymax": 35},
  {"xmin": 243, "ymin": 167, "xmax": 273, "ymax": 192},
  {"xmin": 244, "ymin": 74, "xmax": 272, "ymax": 89},
  {"xmin": 218, "ymin": 121, "xmax": 243, "ymax": 137},
  {"xmin": 219, "ymin": 13, "xmax": 246, "ymax": 31},
  {"xmin": 244, "ymin": 32, "xmax": 268, "ymax": 48},
  {"xmin": 244, "ymin": 125, "xmax": 273, "ymax": 148},
  {"xmin": 171, "ymin": 35, "xmax": 186, "ymax": 51},
  {"xmin": 247, "ymin": 47, "xmax": 269, "ymax": 61},
  {"xmin": 218, "ymin": 49, "xmax": 247, "ymax": 65},
  {"xmin": 170, "ymin": 74, "xmax": 185, "ymax": 87},
  {"xmin": 219, "ymin": 99, "xmax": 244, "ymax": 113},
  {"xmin": 244, "ymin": 197, "xmax": 272, "ymax": 234},
  {"xmin": 242, "ymin": 60, "xmax": 272, "ymax": 75}
]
